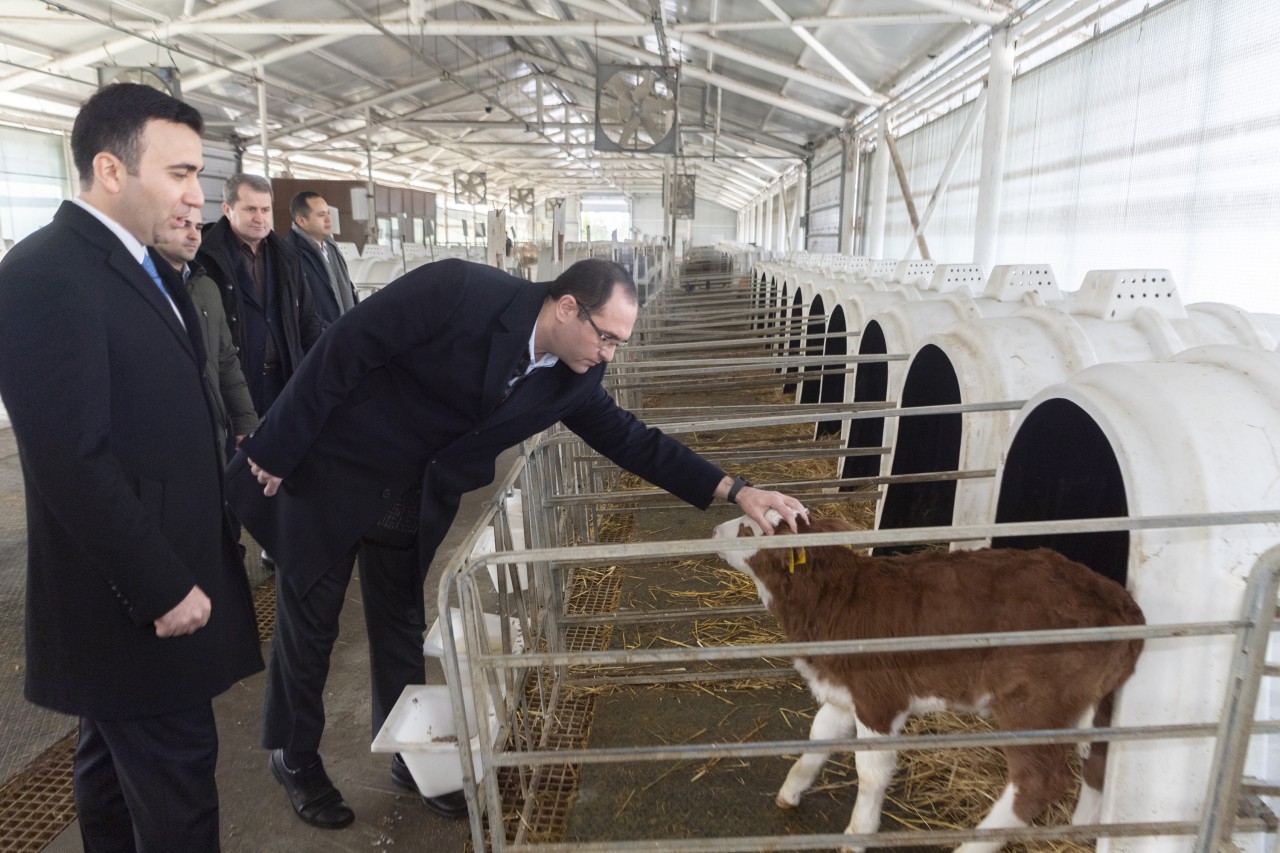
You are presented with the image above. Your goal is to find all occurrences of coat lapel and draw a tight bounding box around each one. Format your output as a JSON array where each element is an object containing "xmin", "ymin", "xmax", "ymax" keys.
[
  {"xmin": 110, "ymin": 244, "xmax": 198, "ymax": 359},
  {"xmin": 478, "ymin": 283, "xmax": 550, "ymax": 414},
  {"xmin": 60, "ymin": 203, "xmax": 198, "ymax": 362}
]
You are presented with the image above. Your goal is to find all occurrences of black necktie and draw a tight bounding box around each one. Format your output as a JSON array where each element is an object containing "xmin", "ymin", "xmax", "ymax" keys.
[{"xmin": 503, "ymin": 351, "xmax": 531, "ymax": 401}]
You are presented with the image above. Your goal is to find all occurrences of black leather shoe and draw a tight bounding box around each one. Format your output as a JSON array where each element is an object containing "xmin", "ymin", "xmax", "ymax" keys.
[
  {"xmin": 390, "ymin": 753, "xmax": 416, "ymax": 790},
  {"xmin": 269, "ymin": 749, "xmax": 355, "ymax": 829},
  {"xmin": 391, "ymin": 754, "xmax": 468, "ymax": 818},
  {"xmin": 421, "ymin": 790, "xmax": 468, "ymax": 818},
  {"xmin": 260, "ymin": 550, "xmax": 276, "ymax": 571}
]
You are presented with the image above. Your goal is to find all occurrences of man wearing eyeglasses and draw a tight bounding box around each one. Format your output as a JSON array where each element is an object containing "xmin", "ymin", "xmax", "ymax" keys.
[{"xmin": 226, "ymin": 257, "xmax": 807, "ymax": 830}]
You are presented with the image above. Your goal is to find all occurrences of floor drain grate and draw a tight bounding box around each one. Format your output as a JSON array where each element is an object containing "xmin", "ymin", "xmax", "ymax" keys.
[
  {"xmin": 0, "ymin": 576, "xmax": 278, "ymax": 851},
  {"xmin": 253, "ymin": 575, "xmax": 277, "ymax": 644},
  {"xmin": 0, "ymin": 732, "xmax": 76, "ymax": 852}
]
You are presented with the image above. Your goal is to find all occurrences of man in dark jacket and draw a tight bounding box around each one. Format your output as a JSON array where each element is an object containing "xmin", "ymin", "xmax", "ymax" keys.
[
  {"xmin": 227, "ymin": 258, "xmax": 807, "ymax": 830},
  {"xmin": 0, "ymin": 83, "xmax": 262, "ymax": 852},
  {"xmin": 155, "ymin": 208, "xmax": 258, "ymax": 463},
  {"xmin": 195, "ymin": 172, "xmax": 323, "ymax": 418},
  {"xmin": 287, "ymin": 190, "xmax": 357, "ymax": 325}
]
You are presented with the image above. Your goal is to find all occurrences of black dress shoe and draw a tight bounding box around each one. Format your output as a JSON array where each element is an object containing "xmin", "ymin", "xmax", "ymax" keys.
[
  {"xmin": 391, "ymin": 753, "xmax": 468, "ymax": 818},
  {"xmin": 421, "ymin": 790, "xmax": 468, "ymax": 818},
  {"xmin": 269, "ymin": 749, "xmax": 355, "ymax": 829}
]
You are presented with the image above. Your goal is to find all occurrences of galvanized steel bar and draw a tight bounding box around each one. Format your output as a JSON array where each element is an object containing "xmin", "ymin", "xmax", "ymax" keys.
[{"xmin": 1194, "ymin": 542, "xmax": 1280, "ymax": 850}]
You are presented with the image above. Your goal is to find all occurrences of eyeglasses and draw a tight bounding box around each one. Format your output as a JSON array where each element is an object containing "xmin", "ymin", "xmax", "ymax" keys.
[{"xmin": 577, "ymin": 305, "xmax": 628, "ymax": 350}]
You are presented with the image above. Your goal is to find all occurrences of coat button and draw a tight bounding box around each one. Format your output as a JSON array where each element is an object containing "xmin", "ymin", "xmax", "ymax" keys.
[{"xmin": 382, "ymin": 489, "xmax": 392, "ymax": 499}]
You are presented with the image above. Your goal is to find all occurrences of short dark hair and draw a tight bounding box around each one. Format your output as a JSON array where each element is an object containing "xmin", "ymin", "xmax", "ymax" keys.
[
  {"xmin": 548, "ymin": 259, "xmax": 637, "ymax": 313},
  {"xmin": 224, "ymin": 173, "xmax": 272, "ymax": 207},
  {"xmin": 70, "ymin": 83, "xmax": 204, "ymax": 187},
  {"xmin": 290, "ymin": 190, "xmax": 325, "ymax": 222}
]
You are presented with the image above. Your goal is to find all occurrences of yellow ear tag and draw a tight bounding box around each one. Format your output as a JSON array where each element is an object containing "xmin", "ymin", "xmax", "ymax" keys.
[{"xmin": 788, "ymin": 547, "xmax": 807, "ymax": 573}]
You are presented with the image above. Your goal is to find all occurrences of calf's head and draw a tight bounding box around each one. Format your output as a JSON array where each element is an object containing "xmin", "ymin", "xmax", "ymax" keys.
[{"xmin": 714, "ymin": 511, "xmax": 853, "ymax": 606}]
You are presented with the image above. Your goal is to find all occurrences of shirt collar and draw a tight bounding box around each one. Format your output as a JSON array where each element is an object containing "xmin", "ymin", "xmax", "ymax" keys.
[
  {"xmin": 291, "ymin": 223, "xmax": 327, "ymax": 253},
  {"xmin": 72, "ymin": 197, "xmax": 146, "ymax": 263},
  {"xmin": 526, "ymin": 327, "xmax": 558, "ymax": 372}
]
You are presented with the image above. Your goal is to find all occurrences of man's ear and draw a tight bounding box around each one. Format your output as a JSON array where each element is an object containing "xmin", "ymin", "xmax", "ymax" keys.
[
  {"xmin": 557, "ymin": 294, "xmax": 578, "ymax": 320},
  {"xmin": 92, "ymin": 152, "xmax": 126, "ymax": 194}
]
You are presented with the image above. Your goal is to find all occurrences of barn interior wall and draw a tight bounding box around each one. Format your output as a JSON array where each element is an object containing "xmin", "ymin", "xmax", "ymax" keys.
[
  {"xmin": 633, "ymin": 191, "xmax": 738, "ymax": 251},
  {"xmin": 677, "ymin": 197, "xmax": 737, "ymax": 251},
  {"xmin": 632, "ymin": 193, "xmax": 665, "ymax": 242},
  {"xmin": 860, "ymin": 0, "xmax": 1280, "ymax": 313}
]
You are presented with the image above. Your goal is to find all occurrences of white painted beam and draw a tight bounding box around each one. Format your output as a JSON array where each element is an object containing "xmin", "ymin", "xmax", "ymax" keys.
[
  {"xmin": 0, "ymin": 0, "xmax": 278, "ymax": 93},
  {"xmin": 903, "ymin": 0, "xmax": 1009, "ymax": 25},
  {"xmin": 904, "ymin": 87, "xmax": 986, "ymax": 260},
  {"xmin": 973, "ymin": 26, "xmax": 1013, "ymax": 272},
  {"xmin": 677, "ymin": 13, "xmax": 957, "ymax": 32},
  {"xmin": 678, "ymin": 33, "xmax": 882, "ymax": 106},
  {"xmin": 866, "ymin": 114, "xmax": 890, "ymax": 259},
  {"xmin": 753, "ymin": 0, "xmax": 876, "ymax": 99},
  {"xmin": 599, "ymin": 37, "xmax": 852, "ymax": 126}
]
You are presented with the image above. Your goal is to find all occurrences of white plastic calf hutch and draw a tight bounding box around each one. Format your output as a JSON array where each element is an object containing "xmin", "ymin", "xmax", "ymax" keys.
[
  {"xmin": 991, "ymin": 345, "xmax": 1280, "ymax": 853},
  {"xmin": 874, "ymin": 270, "xmax": 1280, "ymax": 541},
  {"xmin": 841, "ymin": 264, "xmax": 1061, "ymax": 482},
  {"xmin": 793, "ymin": 270, "xmax": 938, "ymax": 413}
]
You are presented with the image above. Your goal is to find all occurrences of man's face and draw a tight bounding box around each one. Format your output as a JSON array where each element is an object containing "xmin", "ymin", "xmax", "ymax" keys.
[
  {"xmin": 557, "ymin": 285, "xmax": 637, "ymax": 374},
  {"xmin": 114, "ymin": 119, "xmax": 204, "ymax": 247},
  {"xmin": 224, "ymin": 187, "xmax": 273, "ymax": 248},
  {"xmin": 154, "ymin": 212, "xmax": 202, "ymax": 267},
  {"xmin": 296, "ymin": 197, "xmax": 333, "ymax": 241}
]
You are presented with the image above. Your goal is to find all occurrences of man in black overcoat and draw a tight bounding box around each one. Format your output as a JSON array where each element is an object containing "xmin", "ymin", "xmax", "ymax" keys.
[
  {"xmin": 0, "ymin": 84, "xmax": 262, "ymax": 851},
  {"xmin": 227, "ymin": 257, "xmax": 805, "ymax": 828},
  {"xmin": 196, "ymin": 173, "xmax": 323, "ymax": 419},
  {"xmin": 287, "ymin": 190, "xmax": 358, "ymax": 325}
]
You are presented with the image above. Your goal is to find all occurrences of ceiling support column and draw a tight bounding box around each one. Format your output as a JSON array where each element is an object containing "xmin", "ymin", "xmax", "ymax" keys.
[
  {"xmin": 257, "ymin": 65, "xmax": 270, "ymax": 178},
  {"xmin": 973, "ymin": 26, "xmax": 1014, "ymax": 274},
  {"xmin": 866, "ymin": 113, "xmax": 890, "ymax": 259},
  {"xmin": 763, "ymin": 191, "xmax": 774, "ymax": 252},
  {"xmin": 839, "ymin": 134, "xmax": 858, "ymax": 254}
]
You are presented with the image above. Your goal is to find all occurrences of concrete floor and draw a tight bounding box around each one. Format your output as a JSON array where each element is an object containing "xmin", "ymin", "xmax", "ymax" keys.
[{"xmin": 40, "ymin": 452, "xmax": 522, "ymax": 853}]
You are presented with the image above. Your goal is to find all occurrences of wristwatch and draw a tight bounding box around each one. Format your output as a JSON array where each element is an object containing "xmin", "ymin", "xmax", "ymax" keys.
[{"xmin": 727, "ymin": 476, "xmax": 752, "ymax": 504}]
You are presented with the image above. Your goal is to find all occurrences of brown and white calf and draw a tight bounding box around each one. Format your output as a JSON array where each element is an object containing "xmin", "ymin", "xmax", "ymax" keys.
[{"xmin": 713, "ymin": 511, "xmax": 1144, "ymax": 853}]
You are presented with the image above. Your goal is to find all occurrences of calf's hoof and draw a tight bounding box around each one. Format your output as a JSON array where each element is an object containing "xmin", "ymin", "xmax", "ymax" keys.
[{"xmin": 776, "ymin": 784, "xmax": 807, "ymax": 808}]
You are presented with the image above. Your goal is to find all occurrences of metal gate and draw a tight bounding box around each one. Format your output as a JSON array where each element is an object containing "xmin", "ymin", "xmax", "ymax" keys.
[{"xmin": 425, "ymin": 272, "xmax": 1280, "ymax": 853}]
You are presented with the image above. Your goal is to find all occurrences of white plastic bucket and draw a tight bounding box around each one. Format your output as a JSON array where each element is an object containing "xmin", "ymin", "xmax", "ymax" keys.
[
  {"xmin": 423, "ymin": 608, "xmax": 524, "ymax": 730},
  {"xmin": 371, "ymin": 684, "xmax": 493, "ymax": 797}
]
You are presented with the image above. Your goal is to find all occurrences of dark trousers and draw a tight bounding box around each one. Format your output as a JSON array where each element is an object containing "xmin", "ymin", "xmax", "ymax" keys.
[
  {"xmin": 74, "ymin": 703, "xmax": 220, "ymax": 853},
  {"xmin": 261, "ymin": 539, "xmax": 427, "ymax": 752}
]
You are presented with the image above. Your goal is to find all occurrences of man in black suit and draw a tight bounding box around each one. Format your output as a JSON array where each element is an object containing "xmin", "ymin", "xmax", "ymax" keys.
[
  {"xmin": 196, "ymin": 173, "xmax": 323, "ymax": 419},
  {"xmin": 227, "ymin": 257, "xmax": 806, "ymax": 829},
  {"xmin": 0, "ymin": 84, "xmax": 263, "ymax": 851},
  {"xmin": 287, "ymin": 190, "xmax": 358, "ymax": 325}
]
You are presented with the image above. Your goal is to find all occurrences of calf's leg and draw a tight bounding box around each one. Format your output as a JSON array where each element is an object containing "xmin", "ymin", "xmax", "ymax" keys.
[
  {"xmin": 953, "ymin": 742, "xmax": 1074, "ymax": 853},
  {"xmin": 840, "ymin": 714, "xmax": 902, "ymax": 853},
  {"xmin": 1072, "ymin": 699, "xmax": 1110, "ymax": 827},
  {"xmin": 777, "ymin": 701, "xmax": 853, "ymax": 808}
]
